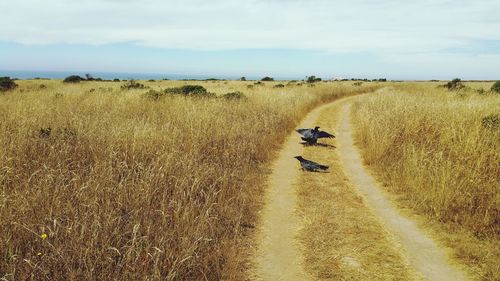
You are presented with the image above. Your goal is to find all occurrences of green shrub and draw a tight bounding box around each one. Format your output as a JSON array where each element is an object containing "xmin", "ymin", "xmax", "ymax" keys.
[
  {"xmin": 353, "ymin": 82, "xmax": 363, "ymax": 86},
  {"xmin": 274, "ymin": 84, "xmax": 285, "ymax": 88},
  {"xmin": 121, "ymin": 80, "xmax": 147, "ymax": 90},
  {"xmin": 144, "ymin": 90, "xmax": 165, "ymax": 101},
  {"xmin": 444, "ymin": 78, "xmax": 465, "ymax": 90},
  {"xmin": 83, "ymin": 74, "xmax": 103, "ymax": 81},
  {"xmin": 261, "ymin": 76, "xmax": 274, "ymax": 81},
  {"xmin": 164, "ymin": 85, "xmax": 215, "ymax": 98},
  {"xmin": 246, "ymin": 85, "xmax": 254, "ymax": 89},
  {"xmin": 240, "ymin": 77, "xmax": 246, "ymax": 81},
  {"xmin": 63, "ymin": 75, "xmax": 84, "ymax": 83},
  {"xmin": 254, "ymin": 81, "xmax": 263, "ymax": 85},
  {"xmin": 222, "ymin": 91, "xmax": 246, "ymax": 100},
  {"xmin": 491, "ymin": 81, "xmax": 500, "ymax": 93},
  {"xmin": 0, "ymin": 77, "xmax": 17, "ymax": 91},
  {"xmin": 306, "ymin": 75, "xmax": 321, "ymax": 83},
  {"xmin": 113, "ymin": 78, "xmax": 121, "ymax": 82}
]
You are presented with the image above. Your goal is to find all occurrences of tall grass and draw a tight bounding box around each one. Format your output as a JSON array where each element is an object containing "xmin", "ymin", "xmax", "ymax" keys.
[
  {"xmin": 351, "ymin": 83, "xmax": 499, "ymax": 280},
  {"xmin": 0, "ymin": 80, "xmax": 375, "ymax": 280}
]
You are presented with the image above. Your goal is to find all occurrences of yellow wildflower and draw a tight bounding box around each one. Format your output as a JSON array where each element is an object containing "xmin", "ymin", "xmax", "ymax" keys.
[{"xmin": 41, "ymin": 233, "xmax": 47, "ymax": 240}]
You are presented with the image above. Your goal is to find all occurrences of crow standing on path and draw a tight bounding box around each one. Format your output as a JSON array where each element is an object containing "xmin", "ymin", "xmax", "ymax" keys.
[
  {"xmin": 294, "ymin": 156, "xmax": 329, "ymax": 172},
  {"xmin": 296, "ymin": 126, "xmax": 335, "ymax": 145}
]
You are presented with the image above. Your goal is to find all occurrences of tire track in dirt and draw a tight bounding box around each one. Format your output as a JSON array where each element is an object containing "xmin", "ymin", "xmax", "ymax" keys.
[{"xmin": 253, "ymin": 102, "xmax": 337, "ymax": 281}]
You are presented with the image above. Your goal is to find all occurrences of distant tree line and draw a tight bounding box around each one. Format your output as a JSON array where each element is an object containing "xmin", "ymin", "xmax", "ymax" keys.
[{"xmin": 335, "ymin": 78, "xmax": 387, "ymax": 82}]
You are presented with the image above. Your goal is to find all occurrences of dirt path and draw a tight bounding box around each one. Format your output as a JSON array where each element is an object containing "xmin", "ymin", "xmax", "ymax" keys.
[
  {"xmin": 336, "ymin": 103, "xmax": 468, "ymax": 281},
  {"xmin": 254, "ymin": 98, "xmax": 468, "ymax": 281},
  {"xmin": 253, "ymin": 102, "xmax": 335, "ymax": 281}
]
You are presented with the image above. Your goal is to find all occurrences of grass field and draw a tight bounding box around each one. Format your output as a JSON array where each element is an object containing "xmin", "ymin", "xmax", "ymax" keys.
[
  {"xmin": 2, "ymin": 79, "xmax": 497, "ymax": 280},
  {"xmin": 0, "ymin": 79, "xmax": 377, "ymax": 280},
  {"xmin": 351, "ymin": 83, "xmax": 499, "ymax": 280}
]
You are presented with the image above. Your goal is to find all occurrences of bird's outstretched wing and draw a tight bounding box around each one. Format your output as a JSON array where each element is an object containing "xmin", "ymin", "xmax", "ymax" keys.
[
  {"xmin": 318, "ymin": 131, "xmax": 335, "ymax": 139},
  {"xmin": 296, "ymin": 128, "xmax": 311, "ymax": 136}
]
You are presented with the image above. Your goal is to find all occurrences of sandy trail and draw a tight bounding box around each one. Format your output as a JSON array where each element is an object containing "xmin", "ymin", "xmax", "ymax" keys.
[
  {"xmin": 254, "ymin": 98, "xmax": 468, "ymax": 281},
  {"xmin": 253, "ymin": 102, "xmax": 335, "ymax": 281},
  {"xmin": 336, "ymin": 103, "xmax": 468, "ymax": 281}
]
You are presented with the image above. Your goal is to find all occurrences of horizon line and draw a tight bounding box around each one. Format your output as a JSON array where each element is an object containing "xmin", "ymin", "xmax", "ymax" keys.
[{"xmin": 1, "ymin": 69, "xmax": 495, "ymax": 82}]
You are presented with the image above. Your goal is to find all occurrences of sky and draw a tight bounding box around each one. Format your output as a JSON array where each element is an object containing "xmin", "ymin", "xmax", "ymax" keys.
[{"xmin": 1, "ymin": 0, "xmax": 499, "ymax": 80}]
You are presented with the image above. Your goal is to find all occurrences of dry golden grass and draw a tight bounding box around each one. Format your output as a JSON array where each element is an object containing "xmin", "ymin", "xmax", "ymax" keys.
[
  {"xmin": 296, "ymin": 98, "xmax": 419, "ymax": 281},
  {"xmin": 0, "ymin": 79, "xmax": 376, "ymax": 280},
  {"xmin": 351, "ymin": 83, "xmax": 499, "ymax": 280}
]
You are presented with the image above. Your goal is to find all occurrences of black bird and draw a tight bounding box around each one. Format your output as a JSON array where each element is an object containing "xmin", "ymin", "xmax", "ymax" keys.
[
  {"xmin": 296, "ymin": 126, "xmax": 335, "ymax": 145},
  {"xmin": 294, "ymin": 156, "xmax": 329, "ymax": 172}
]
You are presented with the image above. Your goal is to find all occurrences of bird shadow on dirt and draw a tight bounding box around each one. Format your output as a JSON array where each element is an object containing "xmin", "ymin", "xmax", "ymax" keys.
[
  {"xmin": 300, "ymin": 142, "xmax": 336, "ymax": 149},
  {"xmin": 300, "ymin": 168, "xmax": 330, "ymax": 173}
]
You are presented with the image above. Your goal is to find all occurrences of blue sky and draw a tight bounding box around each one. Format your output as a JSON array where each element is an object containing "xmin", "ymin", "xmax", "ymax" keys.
[{"xmin": 1, "ymin": 0, "xmax": 499, "ymax": 80}]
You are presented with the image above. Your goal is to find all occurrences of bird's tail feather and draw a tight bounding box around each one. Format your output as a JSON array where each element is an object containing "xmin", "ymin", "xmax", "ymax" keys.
[{"xmin": 318, "ymin": 165, "xmax": 329, "ymax": 170}]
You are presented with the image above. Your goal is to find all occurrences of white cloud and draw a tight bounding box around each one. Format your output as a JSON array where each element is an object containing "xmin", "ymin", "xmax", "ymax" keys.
[
  {"xmin": 381, "ymin": 53, "xmax": 500, "ymax": 79},
  {"xmin": 1, "ymin": 0, "xmax": 499, "ymax": 54}
]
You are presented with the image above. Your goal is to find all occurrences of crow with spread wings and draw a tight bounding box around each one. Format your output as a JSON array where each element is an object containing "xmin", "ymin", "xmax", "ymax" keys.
[{"xmin": 296, "ymin": 126, "xmax": 335, "ymax": 145}]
